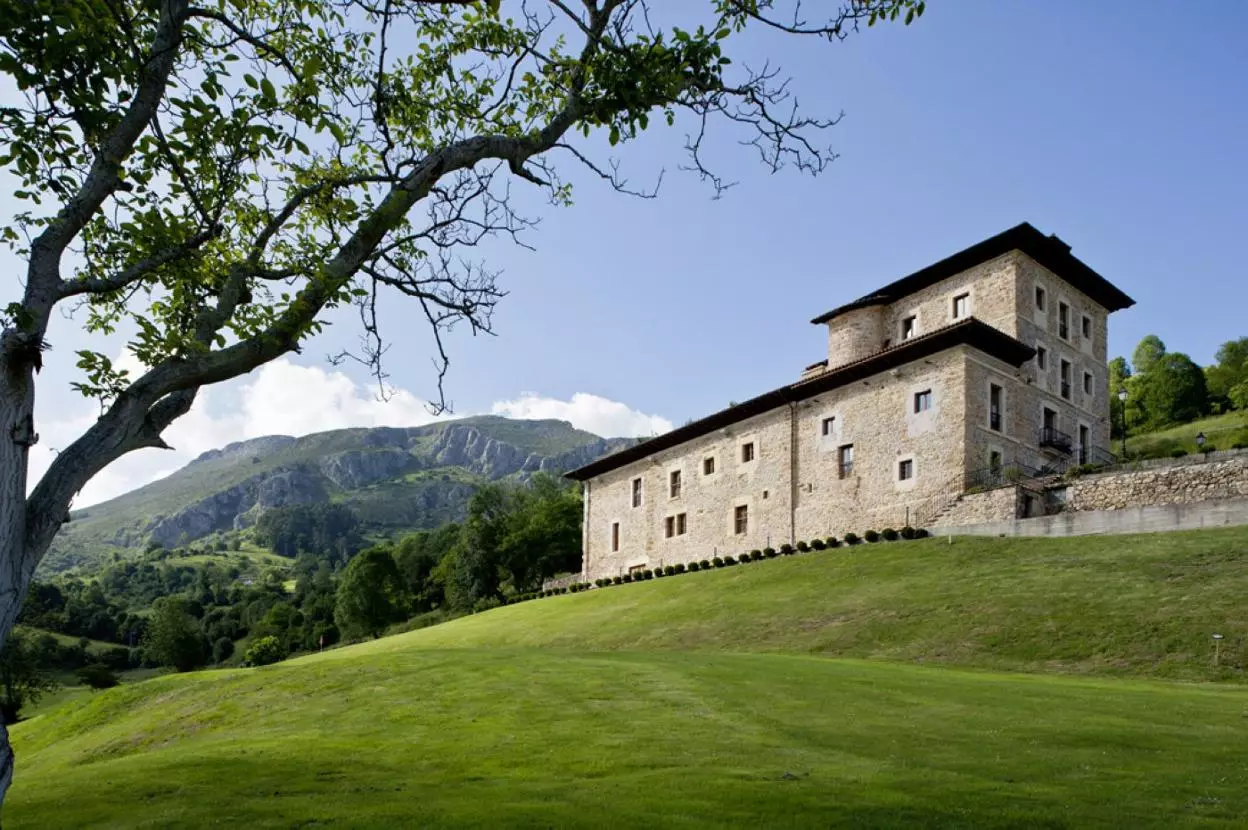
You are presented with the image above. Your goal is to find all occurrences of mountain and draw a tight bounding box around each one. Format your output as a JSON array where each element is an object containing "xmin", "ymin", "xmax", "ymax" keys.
[{"xmin": 45, "ymin": 416, "xmax": 635, "ymax": 573}]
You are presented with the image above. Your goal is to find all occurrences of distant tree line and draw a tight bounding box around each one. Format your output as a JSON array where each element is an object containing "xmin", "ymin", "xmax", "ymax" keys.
[
  {"xmin": 1109, "ymin": 334, "xmax": 1248, "ymax": 439},
  {"xmin": 11, "ymin": 472, "xmax": 582, "ymax": 708}
]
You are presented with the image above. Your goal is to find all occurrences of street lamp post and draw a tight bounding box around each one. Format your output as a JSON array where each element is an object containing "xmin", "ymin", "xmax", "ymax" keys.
[{"xmin": 1117, "ymin": 388, "xmax": 1129, "ymax": 459}]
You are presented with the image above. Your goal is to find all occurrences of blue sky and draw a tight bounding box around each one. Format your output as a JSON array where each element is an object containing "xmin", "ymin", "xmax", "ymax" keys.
[{"xmin": 9, "ymin": 0, "xmax": 1248, "ymax": 504}]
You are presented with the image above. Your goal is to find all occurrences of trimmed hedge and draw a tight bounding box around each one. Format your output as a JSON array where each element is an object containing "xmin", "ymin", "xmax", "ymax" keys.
[
  {"xmin": 688, "ymin": 561, "xmax": 700, "ymax": 572},
  {"xmin": 881, "ymin": 528, "xmax": 899, "ymax": 542},
  {"xmin": 843, "ymin": 532, "xmax": 860, "ymax": 545},
  {"xmin": 900, "ymin": 526, "xmax": 917, "ymax": 540},
  {"xmin": 751, "ymin": 549, "xmax": 765, "ymax": 561},
  {"xmin": 810, "ymin": 538, "xmax": 826, "ymax": 550},
  {"xmin": 825, "ymin": 536, "xmax": 839, "ymax": 548},
  {"xmin": 778, "ymin": 544, "xmax": 794, "ymax": 556},
  {"xmin": 699, "ymin": 559, "xmax": 711, "ymax": 570},
  {"xmin": 796, "ymin": 540, "xmax": 810, "ymax": 552},
  {"xmin": 864, "ymin": 530, "xmax": 880, "ymax": 543}
]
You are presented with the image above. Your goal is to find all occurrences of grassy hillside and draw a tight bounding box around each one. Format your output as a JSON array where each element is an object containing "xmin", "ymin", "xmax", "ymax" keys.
[
  {"xmin": 359, "ymin": 528, "xmax": 1248, "ymax": 682},
  {"xmin": 1128, "ymin": 411, "xmax": 1248, "ymax": 458},
  {"xmin": 10, "ymin": 650, "xmax": 1247, "ymax": 828},
  {"xmin": 10, "ymin": 528, "xmax": 1248, "ymax": 827}
]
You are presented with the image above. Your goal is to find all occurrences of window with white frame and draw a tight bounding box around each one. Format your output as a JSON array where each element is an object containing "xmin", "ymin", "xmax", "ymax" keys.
[
  {"xmin": 741, "ymin": 442, "xmax": 755, "ymax": 463},
  {"xmin": 838, "ymin": 445, "xmax": 854, "ymax": 479},
  {"xmin": 669, "ymin": 469, "xmax": 681, "ymax": 499},
  {"xmin": 901, "ymin": 316, "xmax": 916, "ymax": 340},
  {"xmin": 913, "ymin": 389, "xmax": 933, "ymax": 414},
  {"xmin": 821, "ymin": 416, "xmax": 836, "ymax": 437},
  {"xmin": 898, "ymin": 459, "xmax": 914, "ymax": 481}
]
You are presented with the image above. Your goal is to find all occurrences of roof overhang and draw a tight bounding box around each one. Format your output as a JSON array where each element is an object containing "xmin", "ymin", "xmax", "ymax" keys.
[
  {"xmin": 565, "ymin": 318, "xmax": 1034, "ymax": 482},
  {"xmin": 811, "ymin": 222, "xmax": 1135, "ymax": 325}
]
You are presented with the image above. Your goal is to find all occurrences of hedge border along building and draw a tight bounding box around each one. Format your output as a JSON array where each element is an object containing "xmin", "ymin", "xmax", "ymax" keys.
[{"xmin": 566, "ymin": 223, "xmax": 1135, "ymax": 581}]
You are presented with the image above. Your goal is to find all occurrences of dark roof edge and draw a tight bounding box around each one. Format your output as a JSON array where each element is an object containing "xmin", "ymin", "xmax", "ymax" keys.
[
  {"xmin": 565, "ymin": 319, "xmax": 1034, "ymax": 482},
  {"xmin": 810, "ymin": 222, "xmax": 1135, "ymax": 325}
]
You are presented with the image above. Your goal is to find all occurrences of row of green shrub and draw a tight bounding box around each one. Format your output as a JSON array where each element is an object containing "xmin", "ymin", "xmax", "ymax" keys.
[
  {"xmin": 580, "ymin": 526, "xmax": 930, "ymax": 587},
  {"xmin": 503, "ymin": 527, "xmax": 931, "ymax": 606}
]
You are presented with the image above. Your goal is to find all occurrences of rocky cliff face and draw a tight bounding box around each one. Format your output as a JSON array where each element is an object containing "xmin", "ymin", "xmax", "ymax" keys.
[{"xmin": 130, "ymin": 419, "xmax": 638, "ymax": 549}]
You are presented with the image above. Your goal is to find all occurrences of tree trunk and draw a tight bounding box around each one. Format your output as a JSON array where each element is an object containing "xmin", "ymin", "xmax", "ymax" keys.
[{"xmin": 0, "ymin": 362, "xmax": 37, "ymax": 813}]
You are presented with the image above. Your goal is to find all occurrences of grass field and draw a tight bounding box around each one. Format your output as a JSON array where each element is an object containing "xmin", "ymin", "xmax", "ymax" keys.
[
  {"xmin": 9, "ymin": 528, "xmax": 1248, "ymax": 827},
  {"xmin": 1127, "ymin": 412, "xmax": 1248, "ymax": 458}
]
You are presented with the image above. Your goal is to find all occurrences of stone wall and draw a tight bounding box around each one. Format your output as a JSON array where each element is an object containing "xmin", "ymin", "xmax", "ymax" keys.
[
  {"xmin": 1064, "ymin": 455, "xmax": 1248, "ymax": 511},
  {"xmin": 930, "ymin": 485, "xmax": 1021, "ymax": 528}
]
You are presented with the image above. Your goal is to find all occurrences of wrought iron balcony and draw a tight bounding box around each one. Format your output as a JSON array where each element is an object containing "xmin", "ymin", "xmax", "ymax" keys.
[{"xmin": 1039, "ymin": 426, "xmax": 1073, "ymax": 454}]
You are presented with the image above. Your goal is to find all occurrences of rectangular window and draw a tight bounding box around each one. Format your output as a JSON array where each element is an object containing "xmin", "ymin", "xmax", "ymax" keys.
[
  {"xmin": 1058, "ymin": 302, "xmax": 1070, "ymax": 340},
  {"xmin": 1082, "ymin": 315, "xmax": 1092, "ymax": 339},
  {"xmin": 631, "ymin": 477, "xmax": 642, "ymax": 508},
  {"xmin": 611, "ymin": 522, "xmax": 620, "ymax": 552},
  {"xmin": 669, "ymin": 469, "xmax": 681, "ymax": 499},
  {"xmin": 1036, "ymin": 345, "xmax": 1048, "ymax": 370},
  {"xmin": 702, "ymin": 456, "xmax": 715, "ymax": 475},
  {"xmin": 741, "ymin": 442, "xmax": 755, "ymax": 463},
  {"xmin": 1079, "ymin": 425, "xmax": 1090, "ymax": 464},
  {"xmin": 901, "ymin": 316, "xmax": 916, "ymax": 340},
  {"xmin": 1083, "ymin": 371, "xmax": 1093, "ymax": 396},
  {"xmin": 913, "ymin": 389, "xmax": 933, "ymax": 414},
  {"xmin": 898, "ymin": 459, "xmax": 914, "ymax": 481},
  {"xmin": 821, "ymin": 416, "xmax": 836, "ymax": 437},
  {"xmin": 1043, "ymin": 407, "xmax": 1057, "ymax": 431},
  {"xmin": 664, "ymin": 516, "xmax": 675, "ymax": 539},
  {"xmin": 989, "ymin": 450, "xmax": 1003, "ymax": 473},
  {"xmin": 734, "ymin": 504, "xmax": 748, "ymax": 535},
  {"xmin": 1035, "ymin": 285, "xmax": 1047, "ymax": 310},
  {"xmin": 1060, "ymin": 360, "xmax": 1072, "ymax": 400},
  {"xmin": 676, "ymin": 513, "xmax": 687, "ymax": 536},
  {"xmin": 952, "ymin": 293, "xmax": 970, "ymax": 320},
  {"xmin": 838, "ymin": 444, "xmax": 854, "ymax": 479},
  {"xmin": 989, "ymin": 384, "xmax": 1003, "ymax": 432}
]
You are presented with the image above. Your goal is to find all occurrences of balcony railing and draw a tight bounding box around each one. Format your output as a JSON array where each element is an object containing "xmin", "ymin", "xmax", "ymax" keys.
[
  {"xmin": 1039, "ymin": 426, "xmax": 1073, "ymax": 454},
  {"xmin": 966, "ymin": 463, "xmax": 1041, "ymax": 492}
]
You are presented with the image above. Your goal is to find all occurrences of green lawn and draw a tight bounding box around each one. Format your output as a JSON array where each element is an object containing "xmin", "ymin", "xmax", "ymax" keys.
[
  {"xmin": 343, "ymin": 528, "xmax": 1248, "ymax": 683},
  {"xmin": 1127, "ymin": 411, "xmax": 1248, "ymax": 458},
  {"xmin": 9, "ymin": 527, "xmax": 1248, "ymax": 827},
  {"xmin": 9, "ymin": 650, "xmax": 1248, "ymax": 828}
]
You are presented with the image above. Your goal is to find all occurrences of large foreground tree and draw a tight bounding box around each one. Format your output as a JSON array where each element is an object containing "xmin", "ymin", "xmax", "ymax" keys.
[{"xmin": 0, "ymin": 0, "xmax": 923, "ymax": 804}]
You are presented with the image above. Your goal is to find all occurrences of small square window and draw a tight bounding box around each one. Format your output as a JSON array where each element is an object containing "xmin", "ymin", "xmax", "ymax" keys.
[
  {"xmin": 669, "ymin": 469, "xmax": 681, "ymax": 499},
  {"xmin": 821, "ymin": 416, "xmax": 836, "ymax": 437},
  {"xmin": 631, "ymin": 477, "xmax": 642, "ymax": 508},
  {"xmin": 702, "ymin": 456, "xmax": 715, "ymax": 475},
  {"xmin": 611, "ymin": 522, "xmax": 620, "ymax": 552},
  {"xmin": 952, "ymin": 293, "xmax": 970, "ymax": 320},
  {"xmin": 913, "ymin": 389, "xmax": 933, "ymax": 413},
  {"xmin": 898, "ymin": 459, "xmax": 914, "ymax": 481},
  {"xmin": 1082, "ymin": 315, "xmax": 1092, "ymax": 339},
  {"xmin": 838, "ymin": 445, "xmax": 854, "ymax": 479},
  {"xmin": 734, "ymin": 504, "xmax": 749, "ymax": 535},
  {"xmin": 1035, "ymin": 285, "xmax": 1046, "ymax": 311},
  {"xmin": 1036, "ymin": 346, "xmax": 1048, "ymax": 370},
  {"xmin": 741, "ymin": 442, "xmax": 755, "ymax": 463},
  {"xmin": 1084, "ymin": 371, "xmax": 1093, "ymax": 396},
  {"xmin": 901, "ymin": 316, "xmax": 916, "ymax": 340},
  {"xmin": 676, "ymin": 513, "xmax": 687, "ymax": 536},
  {"xmin": 664, "ymin": 516, "xmax": 675, "ymax": 539}
]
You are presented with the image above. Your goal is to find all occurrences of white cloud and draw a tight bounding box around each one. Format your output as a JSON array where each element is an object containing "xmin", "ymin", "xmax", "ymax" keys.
[
  {"xmin": 491, "ymin": 391, "xmax": 673, "ymax": 438},
  {"xmin": 30, "ymin": 359, "xmax": 670, "ymax": 508}
]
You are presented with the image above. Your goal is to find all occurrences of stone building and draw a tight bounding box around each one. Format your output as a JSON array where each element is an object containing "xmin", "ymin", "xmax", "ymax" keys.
[{"xmin": 566, "ymin": 223, "xmax": 1135, "ymax": 580}]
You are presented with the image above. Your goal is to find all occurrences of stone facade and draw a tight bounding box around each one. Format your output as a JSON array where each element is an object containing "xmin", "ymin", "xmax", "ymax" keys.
[{"xmin": 571, "ymin": 225, "xmax": 1133, "ymax": 581}]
